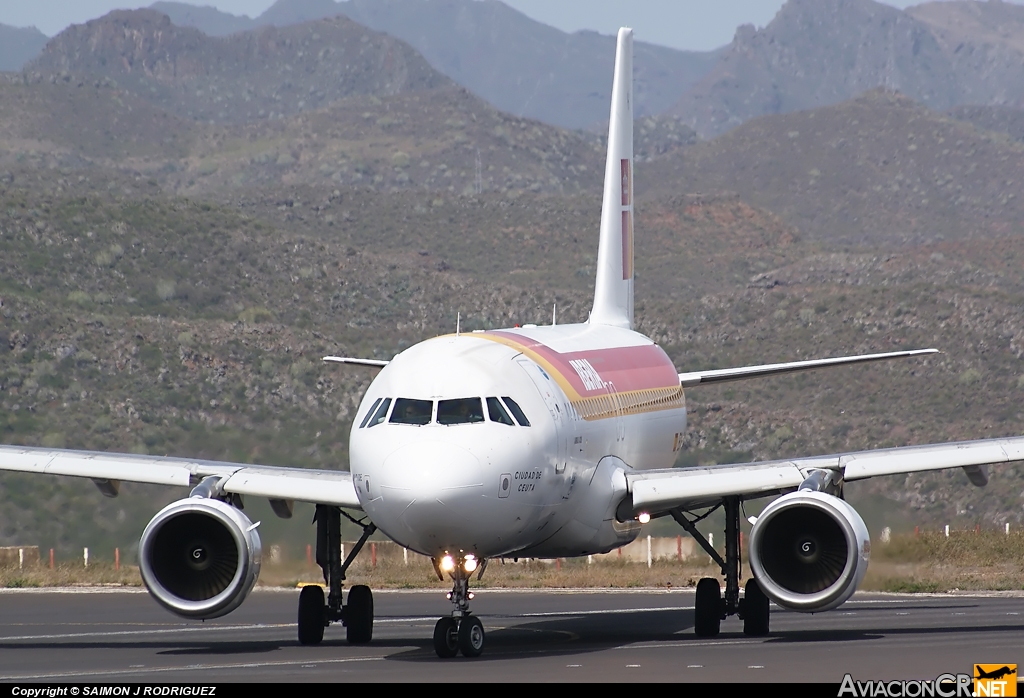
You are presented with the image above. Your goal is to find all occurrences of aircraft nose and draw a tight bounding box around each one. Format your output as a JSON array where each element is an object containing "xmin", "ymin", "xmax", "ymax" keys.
[
  {"xmin": 380, "ymin": 441, "xmax": 481, "ymax": 501},
  {"xmin": 374, "ymin": 441, "xmax": 490, "ymax": 552}
]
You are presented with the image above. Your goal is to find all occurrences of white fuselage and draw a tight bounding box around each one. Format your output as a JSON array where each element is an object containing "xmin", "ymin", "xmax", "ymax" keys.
[{"xmin": 349, "ymin": 322, "xmax": 686, "ymax": 560}]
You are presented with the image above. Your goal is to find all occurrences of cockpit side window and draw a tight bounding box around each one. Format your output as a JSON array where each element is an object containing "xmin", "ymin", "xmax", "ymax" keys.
[
  {"xmin": 501, "ymin": 397, "xmax": 530, "ymax": 427},
  {"xmin": 389, "ymin": 398, "xmax": 433, "ymax": 425},
  {"xmin": 358, "ymin": 397, "xmax": 383, "ymax": 428},
  {"xmin": 437, "ymin": 397, "xmax": 485, "ymax": 425},
  {"xmin": 366, "ymin": 397, "xmax": 391, "ymax": 427},
  {"xmin": 486, "ymin": 397, "xmax": 515, "ymax": 426}
]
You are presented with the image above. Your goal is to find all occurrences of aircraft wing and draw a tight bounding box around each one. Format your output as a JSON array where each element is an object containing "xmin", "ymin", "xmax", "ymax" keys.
[
  {"xmin": 0, "ymin": 445, "xmax": 362, "ymax": 510},
  {"xmin": 677, "ymin": 349, "xmax": 938, "ymax": 387},
  {"xmin": 621, "ymin": 436, "xmax": 1024, "ymax": 517}
]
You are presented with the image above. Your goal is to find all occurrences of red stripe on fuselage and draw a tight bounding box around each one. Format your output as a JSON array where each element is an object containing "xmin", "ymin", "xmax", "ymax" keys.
[{"xmin": 482, "ymin": 330, "xmax": 679, "ymax": 400}]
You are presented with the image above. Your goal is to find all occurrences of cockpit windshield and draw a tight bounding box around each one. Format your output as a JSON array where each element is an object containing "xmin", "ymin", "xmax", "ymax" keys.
[
  {"xmin": 365, "ymin": 397, "xmax": 391, "ymax": 428},
  {"xmin": 437, "ymin": 397, "xmax": 485, "ymax": 425},
  {"xmin": 501, "ymin": 397, "xmax": 530, "ymax": 426},
  {"xmin": 486, "ymin": 397, "xmax": 515, "ymax": 425},
  {"xmin": 389, "ymin": 398, "xmax": 433, "ymax": 425}
]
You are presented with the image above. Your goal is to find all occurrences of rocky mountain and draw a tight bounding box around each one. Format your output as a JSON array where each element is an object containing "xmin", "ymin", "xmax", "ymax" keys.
[
  {"xmin": 0, "ymin": 73, "xmax": 602, "ymax": 198},
  {"xmin": 948, "ymin": 104, "xmax": 1024, "ymax": 143},
  {"xmin": 148, "ymin": 0, "xmax": 721, "ymax": 131},
  {"xmin": 258, "ymin": 0, "xmax": 346, "ymax": 27},
  {"xmin": 670, "ymin": 0, "xmax": 960, "ymax": 138},
  {"xmin": 647, "ymin": 89, "xmax": 1024, "ymax": 245},
  {"xmin": 0, "ymin": 24, "xmax": 48, "ymax": 72},
  {"xmin": 333, "ymin": 0, "xmax": 721, "ymax": 130},
  {"xmin": 149, "ymin": 1, "xmax": 256, "ymax": 36},
  {"xmin": 669, "ymin": 0, "xmax": 1024, "ymax": 139},
  {"xmin": 908, "ymin": 0, "xmax": 1024, "ymax": 107},
  {"xmin": 23, "ymin": 9, "xmax": 450, "ymax": 125}
]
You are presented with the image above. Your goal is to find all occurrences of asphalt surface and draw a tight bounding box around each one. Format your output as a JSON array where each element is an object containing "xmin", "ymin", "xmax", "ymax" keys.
[{"xmin": 0, "ymin": 588, "xmax": 1020, "ymax": 682}]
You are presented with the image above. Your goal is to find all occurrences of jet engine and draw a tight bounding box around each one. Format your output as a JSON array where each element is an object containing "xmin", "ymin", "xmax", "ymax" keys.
[
  {"xmin": 747, "ymin": 490, "xmax": 869, "ymax": 613},
  {"xmin": 139, "ymin": 497, "xmax": 262, "ymax": 619}
]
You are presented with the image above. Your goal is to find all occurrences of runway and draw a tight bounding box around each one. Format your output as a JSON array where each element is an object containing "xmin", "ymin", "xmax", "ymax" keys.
[{"xmin": 0, "ymin": 588, "xmax": 1020, "ymax": 682}]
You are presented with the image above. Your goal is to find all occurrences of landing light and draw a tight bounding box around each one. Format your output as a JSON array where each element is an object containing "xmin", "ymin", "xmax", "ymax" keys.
[
  {"xmin": 637, "ymin": 512, "xmax": 651, "ymax": 524},
  {"xmin": 464, "ymin": 555, "xmax": 478, "ymax": 573},
  {"xmin": 440, "ymin": 555, "xmax": 455, "ymax": 572}
]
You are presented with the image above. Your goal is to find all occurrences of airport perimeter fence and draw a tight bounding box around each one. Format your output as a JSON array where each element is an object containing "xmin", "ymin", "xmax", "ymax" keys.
[{"xmin": 1, "ymin": 524, "xmax": 1020, "ymax": 571}]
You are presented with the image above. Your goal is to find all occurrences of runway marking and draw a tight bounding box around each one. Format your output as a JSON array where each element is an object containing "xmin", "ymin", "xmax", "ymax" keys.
[
  {"xmin": 512, "ymin": 605, "xmax": 690, "ymax": 618},
  {"xmin": 0, "ymin": 623, "xmax": 291, "ymax": 642},
  {"xmin": 618, "ymin": 640, "xmax": 761, "ymax": 649},
  {"xmin": 749, "ymin": 665, "xmax": 764, "ymax": 669},
  {"xmin": 0, "ymin": 656, "xmax": 386, "ymax": 681},
  {"xmin": 0, "ymin": 616, "xmax": 444, "ymax": 642},
  {"xmin": 688, "ymin": 665, "xmax": 703, "ymax": 668}
]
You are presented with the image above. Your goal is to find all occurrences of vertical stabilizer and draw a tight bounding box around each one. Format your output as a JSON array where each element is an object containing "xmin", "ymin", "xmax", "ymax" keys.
[{"xmin": 590, "ymin": 28, "xmax": 634, "ymax": 329}]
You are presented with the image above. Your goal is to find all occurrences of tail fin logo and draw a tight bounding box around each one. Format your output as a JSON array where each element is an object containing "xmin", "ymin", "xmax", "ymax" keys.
[
  {"xmin": 621, "ymin": 159, "xmax": 633, "ymax": 280},
  {"xmin": 620, "ymin": 159, "xmax": 632, "ymax": 206}
]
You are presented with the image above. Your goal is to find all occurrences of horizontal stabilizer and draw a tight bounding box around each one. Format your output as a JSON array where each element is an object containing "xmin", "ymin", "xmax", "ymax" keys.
[
  {"xmin": 678, "ymin": 349, "xmax": 938, "ymax": 387},
  {"xmin": 322, "ymin": 356, "xmax": 389, "ymax": 368}
]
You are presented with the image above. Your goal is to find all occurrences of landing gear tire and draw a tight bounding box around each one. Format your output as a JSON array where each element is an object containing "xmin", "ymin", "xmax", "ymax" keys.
[
  {"xmin": 458, "ymin": 615, "xmax": 485, "ymax": 658},
  {"xmin": 433, "ymin": 617, "xmax": 459, "ymax": 658},
  {"xmin": 297, "ymin": 585, "xmax": 325, "ymax": 645},
  {"xmin": 694, "ymin": 577, "xmax": 722, "ymax": 638},
  {"xmin": 742, "ymin": 578, "xmax": 770, "ymax": 637},
  {"xmin": 346, "ymin": 585, "xmax": 374, "ymax": 644}
]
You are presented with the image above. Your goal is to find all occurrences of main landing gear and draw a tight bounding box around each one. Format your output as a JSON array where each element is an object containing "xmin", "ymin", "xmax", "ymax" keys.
[
  {"xmin": 297, "ymin": 505, "xmax": 377, "ymax": 646},
  {"xmin": 431, "ymin": 553, "xmax": 487, "ymax": 658},
  {"xmin": 673, "ymin": 496, "xmax": 770, "ymax": 638}
]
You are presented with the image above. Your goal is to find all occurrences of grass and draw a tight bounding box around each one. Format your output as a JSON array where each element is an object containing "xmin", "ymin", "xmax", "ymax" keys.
[{"xmin": 0, "ymin": 563, "xmax": 143, "ymax": 588}]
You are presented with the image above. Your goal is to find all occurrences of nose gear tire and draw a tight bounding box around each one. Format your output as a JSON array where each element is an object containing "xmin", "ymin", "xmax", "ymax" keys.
[
  {"xmin": 433, "ymin": 617, "xmax": 459, "ymax": 658},
  {"xmin": 458, "ymin": 616, "xmax": 485, "ymax": 657}
]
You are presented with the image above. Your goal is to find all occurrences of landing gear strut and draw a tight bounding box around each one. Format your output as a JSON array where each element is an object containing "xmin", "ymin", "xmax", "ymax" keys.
[
  {"xmin": 673, "ymin": 496, "xmax": 770, "ymax": 637},
  {"xmin": 432, "ymin": 554, "xmax": 486, "ymax": 658},
  {"xmin": 297, "ymin": 504, "xmax": 377, "ymax": 645}
]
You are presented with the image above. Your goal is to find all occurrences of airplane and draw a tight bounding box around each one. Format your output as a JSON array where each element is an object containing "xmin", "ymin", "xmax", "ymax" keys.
[
  {"xmin": 975, "ymin": 667, "xmax": 1017, "ymax": 681},
  {"xmin": 2, "ymin": 27, "xmax": 1024, "ymax": 660}
]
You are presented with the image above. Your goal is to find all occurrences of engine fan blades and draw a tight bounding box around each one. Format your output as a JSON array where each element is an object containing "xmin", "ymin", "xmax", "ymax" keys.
[{"xmin": 150, "ymin": 513, "xmax": 240, "ymax": 601}]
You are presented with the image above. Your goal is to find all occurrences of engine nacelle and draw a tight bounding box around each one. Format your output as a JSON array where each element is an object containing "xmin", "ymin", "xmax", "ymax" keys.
[
  {"xmin": 748, "ymin": 490, "xmax": 869, "ymax": 613},
  {"xmin": 139, "ymin": 497, "xmax": 262, "ymax": 619}
]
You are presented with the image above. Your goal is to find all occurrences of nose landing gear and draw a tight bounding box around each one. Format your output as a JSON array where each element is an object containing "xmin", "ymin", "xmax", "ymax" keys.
[{"xmin": 432, "ymin": 554, "xmax": 486, "ymax": 658}]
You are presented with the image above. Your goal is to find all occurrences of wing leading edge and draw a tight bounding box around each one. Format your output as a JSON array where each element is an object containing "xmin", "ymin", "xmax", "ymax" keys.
[
  {"xmin": 622, "ymin": 435, "xmax": 1024, "ymax": 517},
  {"xmin": 678, "ymin": 348, "xmax": 938, "ymax": 387},
  {"xmin": 0, "ymin": 445, "xmax": 362, "ymax": 510}
]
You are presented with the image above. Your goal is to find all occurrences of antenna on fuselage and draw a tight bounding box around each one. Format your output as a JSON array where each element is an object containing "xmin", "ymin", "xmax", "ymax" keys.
[
  {"xmin": 456, "ymin": 311, "xmax": 461, "ymax": 337},
  {"xmin": 552, "ymin": 303, "xmax": 557, "ymax": 326}
]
